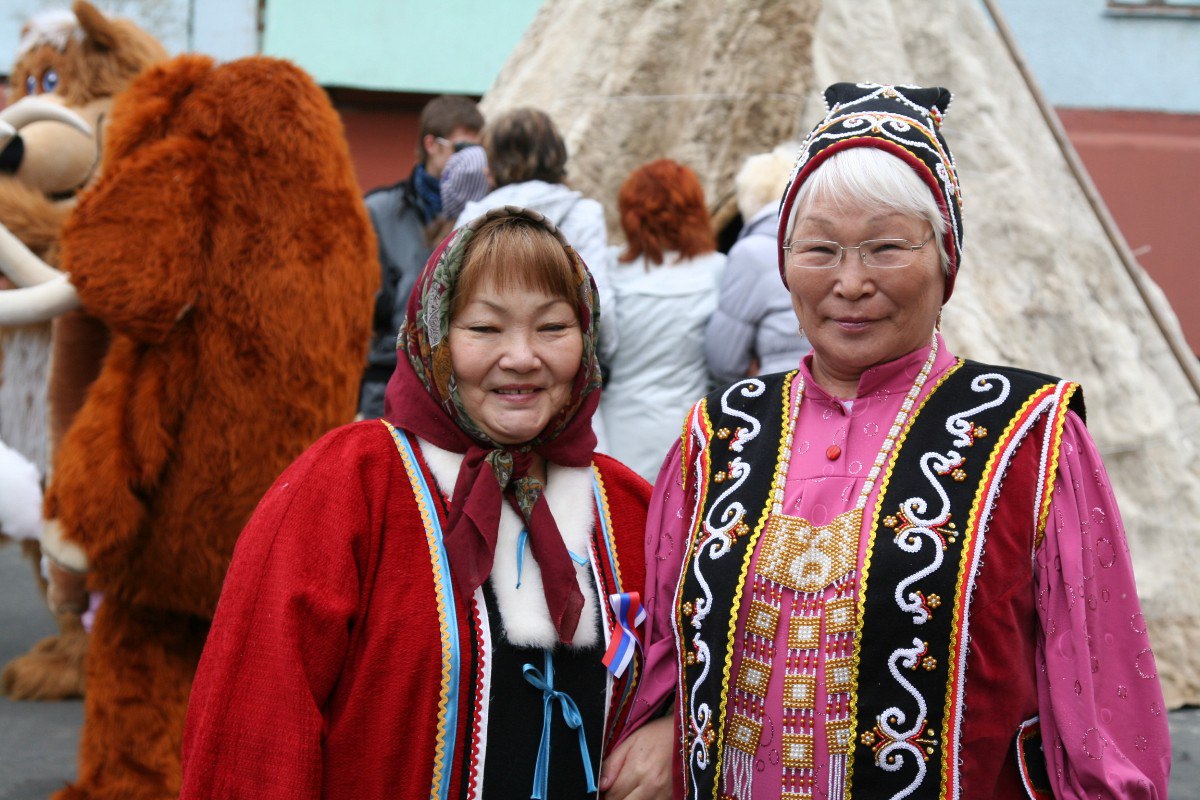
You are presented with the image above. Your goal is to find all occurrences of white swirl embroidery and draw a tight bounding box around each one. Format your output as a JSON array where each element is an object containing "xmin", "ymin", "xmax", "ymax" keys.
[
  {"xmin": 875, "ymin": 638, "xmax": 931, "ymax": 800},
  {"xmin": 945, "ymin": 373, "xmax": 1010, "ymax": 447},
  {"xmin": 871, "ymin": 375, "xmax": 1007, "ymax": 795},
  {"xmin": 703, "ymin": 458, "xmax": 751, "ymax": 536},
  {"xmin": 900, "ymin": 451, "xmax": 961, "ymax": 528},
  {"xmin": 687, "ymin": 534, "xmax": 726, "ymax": 794},
  {"xmin": 700, "ymin": 380, "xmax": 765, "ymax": 536},
  {"xmin": 685, "ymin": 381, "xmax": 765, "ymax": 794},
  {"xmin": 720, "ymin": 379, "xmax": 765, "ymax": 452}
]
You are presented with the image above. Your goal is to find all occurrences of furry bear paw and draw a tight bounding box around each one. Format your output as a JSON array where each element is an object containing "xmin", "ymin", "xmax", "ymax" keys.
[{"xmin": 1, "ymin": 613, "xmax": 87, "ymax": 700}]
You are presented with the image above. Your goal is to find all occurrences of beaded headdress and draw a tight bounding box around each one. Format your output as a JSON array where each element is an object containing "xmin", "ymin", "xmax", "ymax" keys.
[{"xmin": 777, "ymin": 82, "xmax": 963, "ymax": 300}]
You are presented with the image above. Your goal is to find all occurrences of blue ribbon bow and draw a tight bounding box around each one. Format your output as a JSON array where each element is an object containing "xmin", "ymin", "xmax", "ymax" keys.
[
  {"xmin": 521, "ymin": 650, "xmax": 597, "ymax": 798},
  {"xmin": 515, "ymin": 529, "xmax": 587, "ymax": 589}
]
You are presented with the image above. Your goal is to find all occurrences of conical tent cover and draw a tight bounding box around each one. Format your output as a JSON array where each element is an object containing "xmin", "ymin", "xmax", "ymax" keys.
[{"xmin": 484, "ymin": 0, "xmax": 1200, "ymax": 707}]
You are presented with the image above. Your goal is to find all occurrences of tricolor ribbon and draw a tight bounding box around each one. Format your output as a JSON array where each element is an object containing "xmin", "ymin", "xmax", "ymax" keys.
[{"xmin": 601, "ymin": 591, "xmax": 645, "ymax": 678}]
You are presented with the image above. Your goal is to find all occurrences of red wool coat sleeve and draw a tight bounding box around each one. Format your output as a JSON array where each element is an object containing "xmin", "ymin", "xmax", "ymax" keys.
[{"xmin": 180, "ymin": 423, "xmax": 396, "ymax": 799}]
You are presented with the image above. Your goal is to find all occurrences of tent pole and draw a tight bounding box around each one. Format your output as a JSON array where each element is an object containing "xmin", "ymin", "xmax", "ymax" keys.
[{"xmin": 980, "ymin": 0, "xmax": 1200, "ymax": 398}]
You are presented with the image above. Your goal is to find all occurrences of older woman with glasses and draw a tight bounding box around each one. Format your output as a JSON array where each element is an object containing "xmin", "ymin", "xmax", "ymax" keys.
[{"xmin": 601, "ymin": 83, "xmax": 1170, "ymax": 800}]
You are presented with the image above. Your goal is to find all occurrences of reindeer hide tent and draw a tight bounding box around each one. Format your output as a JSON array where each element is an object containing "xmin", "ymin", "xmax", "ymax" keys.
[{"xmin": 483, "ymin": 0, "xmax": 1200, "ymax": 708}]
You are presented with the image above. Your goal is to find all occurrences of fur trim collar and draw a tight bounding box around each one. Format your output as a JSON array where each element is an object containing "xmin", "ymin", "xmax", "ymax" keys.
[{"xmin": 418, "ymin": 438, "xmax": 600, "ymax": 649}]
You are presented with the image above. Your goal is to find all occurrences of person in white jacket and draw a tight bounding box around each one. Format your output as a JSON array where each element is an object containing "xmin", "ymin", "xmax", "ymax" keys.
[
  {"xmin": 599, "ymin": 159, "xmax": 725, "ymax": 480},
  {"xmin": 705, "ymin": 143, "xmax": 811, "ymax": 383},
  {"xmin": 455, "ymin": 108, "xmax": 616, "ymax": 370}
]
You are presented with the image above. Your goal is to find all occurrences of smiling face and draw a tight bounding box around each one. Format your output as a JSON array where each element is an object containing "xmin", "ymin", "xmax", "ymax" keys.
[
  {"xmin": 448, "ymin": 281, "xmax": 583, "ymax": 445},
  {"xmin": 786, "ymin": 196, "xmax": 945, "ymax": 398}
]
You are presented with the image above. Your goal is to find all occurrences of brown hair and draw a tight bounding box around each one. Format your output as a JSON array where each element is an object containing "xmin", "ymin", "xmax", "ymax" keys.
[
  {"xmin": 451, "ymin": 216, "xmax": 579, "ymax": 318},
  {"xmin": 417, "ymin": 94, "xmax": 484, "ymax": 164},
  {"xmin": 618, "ymin": 159, "xmax": 716, "ymax": 267},
  {"xmin": 483, "ymin": 108, "xmax": 568, "ymax": 187}
]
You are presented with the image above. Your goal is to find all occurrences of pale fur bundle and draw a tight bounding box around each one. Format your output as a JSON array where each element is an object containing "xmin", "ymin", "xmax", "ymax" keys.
[
  {"xmin": 0, "ymin": 437, "xmax": 43, "ymax": 541},
  {"xmin": 16, "ymin": 8, "xmax": 81, "ymax": 56}
]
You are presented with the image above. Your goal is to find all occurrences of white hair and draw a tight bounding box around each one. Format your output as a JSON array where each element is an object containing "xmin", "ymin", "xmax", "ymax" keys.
[
  {"xmin": 17, "ymin": 8, "xmax": 82, "ymax": 57},
  {"xmin": 785, "ymin": 147, "xmax": 950, "ymax": 275},
  {"xmin": 735, "ymin": 142, "xmax": 799, "ymax": 220}
]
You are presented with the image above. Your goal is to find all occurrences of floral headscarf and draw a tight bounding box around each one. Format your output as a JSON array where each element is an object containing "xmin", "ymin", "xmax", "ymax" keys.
[{"xmin": 383, "ymin": 205, "xmax": 603, "ymax": 644}]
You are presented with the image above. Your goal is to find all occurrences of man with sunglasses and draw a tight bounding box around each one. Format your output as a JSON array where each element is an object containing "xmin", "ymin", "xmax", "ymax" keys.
[{"xmin": 360, "ymin": 95, "xmax": 484, "ymax": 417}]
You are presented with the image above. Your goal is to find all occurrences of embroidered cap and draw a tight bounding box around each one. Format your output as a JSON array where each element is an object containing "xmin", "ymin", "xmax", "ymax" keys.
[{"xmin": 777, "ymin": 82, "xmax": 963, "ymax": 301}]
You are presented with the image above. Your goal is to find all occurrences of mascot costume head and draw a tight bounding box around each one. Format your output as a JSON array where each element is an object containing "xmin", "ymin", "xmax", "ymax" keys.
[{"xmin": 1, "ymin": 12, "xmax": 379, "ymax": 798}]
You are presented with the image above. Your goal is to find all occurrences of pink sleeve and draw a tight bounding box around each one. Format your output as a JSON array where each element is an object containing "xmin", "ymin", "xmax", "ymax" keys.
[
  {"xmin": 623, "ymin": 441, "xmax": 690, "ymax": 734},
  {"xmin": 1036, "ymin": 412, "xmax": 1171, "ymax": 799}
]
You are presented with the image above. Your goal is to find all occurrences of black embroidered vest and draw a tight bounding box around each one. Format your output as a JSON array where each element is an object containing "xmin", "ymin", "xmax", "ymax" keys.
[{"xmin": 673, "ymin": 361, "xmax": 1082, "ymax": 800}]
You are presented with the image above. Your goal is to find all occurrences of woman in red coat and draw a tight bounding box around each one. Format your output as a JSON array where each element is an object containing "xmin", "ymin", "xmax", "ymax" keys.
[{"xmin": 181, "ymin": 207, "xmax": 651, "ymax": 799}]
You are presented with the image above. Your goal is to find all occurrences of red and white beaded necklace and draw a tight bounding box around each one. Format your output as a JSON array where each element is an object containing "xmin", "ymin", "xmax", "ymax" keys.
[{"xmin": 723, "ymin": 332, "xmax": 940, "ymax": 800}]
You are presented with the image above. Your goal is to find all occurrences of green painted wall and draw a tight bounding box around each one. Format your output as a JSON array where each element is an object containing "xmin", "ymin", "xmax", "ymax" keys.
[{"xmin": 262, "ymin": 0, "xmax": 543, "ymax": 94}]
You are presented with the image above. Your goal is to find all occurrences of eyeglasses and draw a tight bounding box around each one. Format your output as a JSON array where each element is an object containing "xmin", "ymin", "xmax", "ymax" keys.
[
  {"xmin": 435, "ymin": 137, "xmax": 475, "ymax": 153},
  {"xmin": 782, "ymin": 233, "xmax": 934, "ymax": 270}
]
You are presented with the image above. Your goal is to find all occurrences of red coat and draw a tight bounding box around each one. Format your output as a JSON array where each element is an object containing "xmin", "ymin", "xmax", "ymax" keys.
[{"xmin": 181, "ymin": 421, "xmax": 650, "ymax": 799}]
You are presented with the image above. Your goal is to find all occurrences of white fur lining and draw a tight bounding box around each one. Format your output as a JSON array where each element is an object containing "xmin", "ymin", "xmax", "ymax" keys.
[{"xmin": 418, "ymin": 438, "xmax": 599, "ymax": 649}]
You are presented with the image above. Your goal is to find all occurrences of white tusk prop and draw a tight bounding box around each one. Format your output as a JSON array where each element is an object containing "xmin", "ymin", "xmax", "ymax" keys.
[
  {"xmin": 0, "ymin": 222, "xmax": 67, "ymax": 286},
  {"xmin": 0, "ymin": 274, "xmax": 80, "ymax": 326},
  {"xmin": 0, "ymin": 96, "xmax": 93, "ymax": 138}
]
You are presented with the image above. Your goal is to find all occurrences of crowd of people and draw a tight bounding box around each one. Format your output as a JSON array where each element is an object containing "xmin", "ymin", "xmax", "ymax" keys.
[
  {"xmin": 357, "ymin": 95, "xmax": 811, "ymax": 479},
  {"xmin": 180, "ymin": 84, "xmax": 1171, "ymax": 799}
]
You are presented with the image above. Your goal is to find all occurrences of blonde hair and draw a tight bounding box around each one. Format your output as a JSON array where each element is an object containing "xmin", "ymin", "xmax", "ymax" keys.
[{"xmin": 735, "ymin": 142, "xmax": 799, "ymax": 220}]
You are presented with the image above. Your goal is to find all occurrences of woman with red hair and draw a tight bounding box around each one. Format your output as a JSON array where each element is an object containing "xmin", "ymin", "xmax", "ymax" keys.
[{"xmin": 599, "ymin": 159, "xmax": 725, "ymax": 480}]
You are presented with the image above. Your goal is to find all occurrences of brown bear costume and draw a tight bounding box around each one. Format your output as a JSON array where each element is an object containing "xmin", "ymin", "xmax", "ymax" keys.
[
  {"xmin": 9, "ymin": 53, "xmax": 378, "ymax": 799},
  {"xmin": 0, "ymin": 1, "xmax": 167, "ymax": 701}
]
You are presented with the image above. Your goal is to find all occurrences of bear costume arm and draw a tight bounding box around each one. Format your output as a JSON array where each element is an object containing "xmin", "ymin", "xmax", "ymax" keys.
[{"xmin": 57, "ymin": 135, "xmax": 204, "ymax": 344}]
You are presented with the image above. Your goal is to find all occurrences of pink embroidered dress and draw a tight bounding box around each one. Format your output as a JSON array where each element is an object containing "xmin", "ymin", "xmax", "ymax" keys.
[{"xmin": 629, "ymin": 336, "xmax": 1170, "ymax": 799}]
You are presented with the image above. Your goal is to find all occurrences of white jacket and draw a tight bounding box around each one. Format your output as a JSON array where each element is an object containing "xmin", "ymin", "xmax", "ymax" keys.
[{"xmin": 599, "ymin": 251, "xmax": 726, "ymax": 480}]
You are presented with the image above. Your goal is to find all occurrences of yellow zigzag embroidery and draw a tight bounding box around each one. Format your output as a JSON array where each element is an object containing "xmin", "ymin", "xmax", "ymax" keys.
[
  {"xmin": 382, "ymin": 420, "xmax": 455, "ymax": 800},
  {"xmin": 1036, "ymin": 383, "xmax": 1080, "ymax": 547},
  {"xmin": 846, "ymin": 358, "xmax": 961, "ymax": 796}
]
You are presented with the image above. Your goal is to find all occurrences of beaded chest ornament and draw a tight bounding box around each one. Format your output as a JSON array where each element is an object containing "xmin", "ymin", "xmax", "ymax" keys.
[{"xmin": 722, "ymin": 333, "xmax": 939, "ymax": 800}]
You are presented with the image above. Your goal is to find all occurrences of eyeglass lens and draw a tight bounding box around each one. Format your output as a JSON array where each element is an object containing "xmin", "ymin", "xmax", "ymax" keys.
[{"xmin": 787, "ymin": 238, "xmax": 924, "ymax": 269}]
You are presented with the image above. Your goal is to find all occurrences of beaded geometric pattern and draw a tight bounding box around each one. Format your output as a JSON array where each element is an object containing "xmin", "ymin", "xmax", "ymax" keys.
[
  {"xmin": 757, "ymin": 508, "xmax": 862, "ymax": 593},
  {"xmin": 720, "ymin": 339, "xmax": 942, "ymax": 800}
]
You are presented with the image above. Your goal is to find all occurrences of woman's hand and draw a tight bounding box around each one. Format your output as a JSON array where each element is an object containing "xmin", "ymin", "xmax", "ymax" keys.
[{"xmin": 599, "ymin": 714, "xmax": 676, "ymax": 799}]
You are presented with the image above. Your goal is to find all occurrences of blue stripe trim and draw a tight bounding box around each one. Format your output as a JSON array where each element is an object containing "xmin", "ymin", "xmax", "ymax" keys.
[{"xmin": 393, "ymin": 429, "xmax": 459, "ymax": 800}]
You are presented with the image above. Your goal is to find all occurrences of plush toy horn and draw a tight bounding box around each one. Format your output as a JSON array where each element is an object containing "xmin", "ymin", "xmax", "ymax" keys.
[
  {"xmin": 0, "ymin": 98, "xmax": 88, "ymax": 325},
  {"xmin": 0, "ymin": 224, "xmax": 80, "ymax": 324},
  {"xmin": 0, "ymin": 95, "xmax": 92, "ymax": 147}
]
